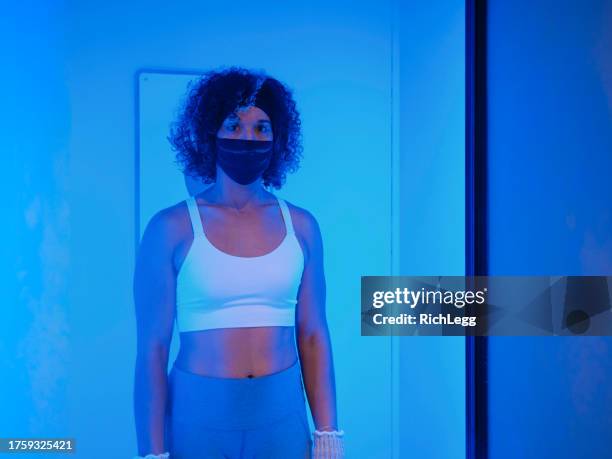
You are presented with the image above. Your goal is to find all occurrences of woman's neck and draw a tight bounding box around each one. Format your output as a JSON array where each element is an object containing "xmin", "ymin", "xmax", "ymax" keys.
[{"xmin": 207, "ymin": 179, "xmax": 269, "ymax": 211}]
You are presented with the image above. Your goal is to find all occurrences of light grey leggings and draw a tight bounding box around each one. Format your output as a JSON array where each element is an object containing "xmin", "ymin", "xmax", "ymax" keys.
[{"xmin": 165, "ymin": 358, "xmax": 312, "ymax": 459}]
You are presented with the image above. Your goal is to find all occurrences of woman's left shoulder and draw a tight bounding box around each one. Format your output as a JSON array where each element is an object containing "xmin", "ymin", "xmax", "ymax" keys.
[{"xmin": 282, "ymin": 199, "xmax": 322, "ymax": 243}]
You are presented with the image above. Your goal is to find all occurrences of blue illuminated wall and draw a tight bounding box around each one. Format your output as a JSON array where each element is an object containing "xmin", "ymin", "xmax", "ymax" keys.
[
  {"xmin": 398, "ymin": 2, "xmax": 466, "ymax": 459},
  {"xmin": 3, "ymin": 1, "xmax": 466, "ymax": 458},
  {"xmin": 486, "ymin": 1, "xmax": 612, "ymax": 457},
  {"xmin": 1, "ymin": 0, "xmax": 71, "ymax": 441}
]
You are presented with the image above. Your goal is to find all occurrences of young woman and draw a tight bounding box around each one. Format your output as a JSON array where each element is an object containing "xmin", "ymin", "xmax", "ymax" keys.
[{"xmin": 133, "ymin": 67, "xmax": 344, "ymax": 458}]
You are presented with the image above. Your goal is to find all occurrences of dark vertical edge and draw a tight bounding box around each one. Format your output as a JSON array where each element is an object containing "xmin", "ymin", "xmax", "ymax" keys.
[
  {"xmin": 474, "ymin": 2, "xmax": 489, "ymax": 277},
  {"xmin": 466, "ymin": 0, "xmax": 489, "ymax": 271},
  {"xmin": 474, "ymin": 0, "xmax": 489, "ymax": 457},
  {"xmin": 466, "ymin": 1, "xmax": 489, "ymax": 459},
  {"xmin": 466, "ymin": 0, "xmax": 476, "ymax": 278},
  {"xmin": 465, "ymin": 1, "xmax": 477, "ymax": 458}
]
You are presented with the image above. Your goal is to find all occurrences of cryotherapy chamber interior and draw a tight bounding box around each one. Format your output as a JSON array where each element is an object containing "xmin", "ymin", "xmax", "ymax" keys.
[
  {"xmin": 5, "ymin": 1, "xmax": 466, "ymax": 458},
  {"xmin": 137, "ymin": 4, "xmax": 465, "ymax": 456}
]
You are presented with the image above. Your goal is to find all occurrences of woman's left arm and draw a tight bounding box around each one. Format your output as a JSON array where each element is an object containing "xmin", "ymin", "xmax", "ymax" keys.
[{"xmin": 294, "ymin": 208, "xmax": 338, "ymax": 431}]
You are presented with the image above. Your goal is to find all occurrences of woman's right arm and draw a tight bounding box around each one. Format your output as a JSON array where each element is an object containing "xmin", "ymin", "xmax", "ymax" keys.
[{"xmin": 133, "ymin": 209, "xmax": 179, "ymax": 456}]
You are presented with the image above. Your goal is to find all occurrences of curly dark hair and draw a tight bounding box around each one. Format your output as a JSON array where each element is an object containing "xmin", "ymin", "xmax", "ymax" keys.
[{"xmin": 168, "ymin": 66, "xmax": 303, "ymax": 189}]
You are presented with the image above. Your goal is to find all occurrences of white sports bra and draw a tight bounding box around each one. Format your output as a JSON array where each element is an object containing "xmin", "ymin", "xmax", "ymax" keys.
[{"xmin": 175, "ymin": 195, "xmax": 305, "ymax": 332}]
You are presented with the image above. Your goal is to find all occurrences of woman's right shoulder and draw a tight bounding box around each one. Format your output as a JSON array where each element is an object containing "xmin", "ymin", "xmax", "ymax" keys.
[{"xmin": 140, "ymin": 199, "xmax": 191, "ymax": 248}]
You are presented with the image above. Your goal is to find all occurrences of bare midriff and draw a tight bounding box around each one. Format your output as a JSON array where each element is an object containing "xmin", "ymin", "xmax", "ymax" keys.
[{"xmin": 174, "ymin": 326, "xmax": 298, "ymax": 379}]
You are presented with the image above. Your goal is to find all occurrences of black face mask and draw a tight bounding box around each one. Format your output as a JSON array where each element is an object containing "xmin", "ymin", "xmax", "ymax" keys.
[{"xmin": 215, "ymin": 138, "xmax": 273, "ymax": 185}]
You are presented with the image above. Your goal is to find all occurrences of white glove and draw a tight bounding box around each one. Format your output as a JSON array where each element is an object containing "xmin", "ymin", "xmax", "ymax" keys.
[
  {"xmin": 312, "ymin": 429, "xmax": 345, "ymax": 458},
  {"xmin": 132, "ymin": 452, "xmax": 169, "ymax": 459}
]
